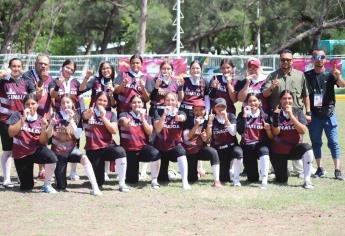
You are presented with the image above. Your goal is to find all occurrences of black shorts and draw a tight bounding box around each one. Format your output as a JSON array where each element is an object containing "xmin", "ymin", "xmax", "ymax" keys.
[{"xmin": 0, "ymin": 122, "xmax": 13, "ymax": 151}]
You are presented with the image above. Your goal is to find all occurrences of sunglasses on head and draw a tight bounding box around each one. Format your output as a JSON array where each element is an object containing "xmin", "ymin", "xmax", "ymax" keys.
[
  {"xmin": 312, "ymin": 54, "xmax": 326, "ymax": 60},
  {"xmin": 280, "ymin": 58, "xmax": 292, "ymax": 63}
]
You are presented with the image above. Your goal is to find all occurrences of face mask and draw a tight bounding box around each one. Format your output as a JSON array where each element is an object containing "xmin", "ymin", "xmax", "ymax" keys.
[
  {"xmin": 166, "ymin": 106, "xmax": 177, "ymax": 116},
  {"xmin": 94, "ymin": 107, "xmax": 100, "ymax": 117},
  {"xmin": 195, "ymin": 117, "xmax": 205, "ymax": 125},
  {"xmin": 26, "ymin": 113, "xmax": 38, "ymax": 122},
  {"xmin": 282, "ymin": 110, "xmax": 290, "ymax": 119},
  {"xmin": 216, "ymin": 115, "xmax": 225, "ymax": 124}
]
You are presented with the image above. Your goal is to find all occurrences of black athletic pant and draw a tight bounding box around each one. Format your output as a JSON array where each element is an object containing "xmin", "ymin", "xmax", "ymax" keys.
[
  {"xmin": 242, "ymin": 143, "xmax": 269, "ymax": 182},
  {"xmin": 187, "ymin": 146, "xmax": 220, "ymax": 183},
  {"xmin": 86, "ymin": 144, "xmax": 126, "ymax": 187},
  {"xmin": 14, "ymin": 146, "xmax": 57, "ymax": 190},
  {"xmin": 270, "ymin": 143, "xmax": 311, "ymax": 183},
  {"xmin": 216, "ymin": 145, "xmax": 243, "ymax": 182},
  {"xmin": 157, "ymin": 144, "xmax": 186, "ymax": 182},
  {"xmin": 126, "ymin": 145, "xmax": 161, "ymax": 183},
  {"xmin": 54, "ymin": 148, "xmax": 84, "ymax": 190}
]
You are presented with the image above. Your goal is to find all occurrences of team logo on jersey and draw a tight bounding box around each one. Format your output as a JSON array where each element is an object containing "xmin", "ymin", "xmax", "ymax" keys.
[
  {"xmin": 7, "ymin": 88, "xmax": 26, "ymax": 100},
  {"xmin": 21, "ymin": 124, "xmax": 41, "ymax": 134}
]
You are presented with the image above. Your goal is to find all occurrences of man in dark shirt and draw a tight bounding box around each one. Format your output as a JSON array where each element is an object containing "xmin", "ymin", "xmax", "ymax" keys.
[{"xmin": 305, "ymin": 49, "xmax": 345, "ymax": 180}]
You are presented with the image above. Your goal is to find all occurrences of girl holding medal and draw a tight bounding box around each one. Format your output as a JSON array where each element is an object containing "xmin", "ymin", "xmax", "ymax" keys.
[
  {"xmin": 82, "ymin": 91, "xmax": 129, "ymax": 192},
  {"xmin": 270, "ymin": 90, "xmax": 314, "ymax": 189},
  {"xmin": 49, "ymin": 95, "xmax": 102, "ymax": 195},
  {"xmin": 153, "ymin": 92, "xmax": 190, "ymax": 189},
  {"xmin": 8, "ymin": 94, "xmax": 57, "ymax": 192},
  {"xmin": 118, "ymin": 95, "xmax": 161, "ymax": 188},
  {"xmin": 0, "ymin": 58, "xmax": 35, "ymax": 187},
  {"xmin": 237, "ymin": 93, "xmax": 272, "ymax": 188}
]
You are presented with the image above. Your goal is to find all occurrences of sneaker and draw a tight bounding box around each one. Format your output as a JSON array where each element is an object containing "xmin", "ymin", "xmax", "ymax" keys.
[
  {"xmin": 168, "ymin": 169, "xmax": 181, "ymax": 180},
  {"xmin": 2, "ymin": 181, "xmax": 14, "ymax": 188},
  {"xmin": 91, "ymin": 189, "xmax": 103, "ymax": 196},
  {"xmin": 119, "ymin": 185, "xmax": 130, "ymax": 192},
  {"xmin": 38, "ymin": 170, "xmax": 45, "ymax": 181},
  {"xmin": 69, "ymin": 171, "xmax": 80, "ymax": 181},
  {"xmin": 41, "ymin": 184, "xmax": 57, "ymax": 194},
  {"xmin": 335, "ymin": 169, "xmax": 344, "ymax": 181},
  {"xmin": 233, "ymin": 181, "xmax": 241, "ymax": 187},
  {"xmin": 260, "ymin": 183, "xmax": 268, "ymax": 190},
  {"xmin": 314, "ymin": 167, "xmax": 326, "ymax": 178},
  {"xmin": 182, "ymin": 183, "xmax": 191, "ymax": 190},
  {"xmin": 104, "ymin": 173, "xmax": 110, "ymax": 181},
  {"xmin": 303, "ymin": 181, "xmax": 314, "ymax": 189},
  {"xmin": 151, "ymin": 182, "xmax": 160, "ymax": 189},
  {"xmin": 212, "ymin": 180, "xmax": 223, "ymax": 188}
]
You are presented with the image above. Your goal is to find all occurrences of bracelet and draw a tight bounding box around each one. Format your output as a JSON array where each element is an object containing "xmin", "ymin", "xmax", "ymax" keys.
[
  {"xmin": 54, "ymin": 85, "xmax": 60, "ymax": 92},
  {"xmin": 305, "ymin": 111, "xmax": 312, "ymax": 116},
  {"xmin": 207, "ymin": 124, "xmax": 213, "ymax": 128}
]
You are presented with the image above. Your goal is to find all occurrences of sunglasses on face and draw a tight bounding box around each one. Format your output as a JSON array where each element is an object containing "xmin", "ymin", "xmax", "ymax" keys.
[
  {"xmin": 280, "ymin": 58, "xmax": 292, "ymax": 63},
  {"xmin": 312, "ymin": 54, "xmax": 326, "ymax": 60}
]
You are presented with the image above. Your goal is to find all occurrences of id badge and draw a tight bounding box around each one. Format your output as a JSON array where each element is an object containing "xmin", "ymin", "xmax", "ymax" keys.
[{"xmin": 314, "ymin": 93, "xmax": 323, "ymax": 107}]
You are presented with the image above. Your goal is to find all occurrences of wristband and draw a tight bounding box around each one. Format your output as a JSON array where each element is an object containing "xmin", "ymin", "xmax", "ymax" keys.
[
  {"xmin": 305, "ymin": 111, "xmax": 312, "ymax": 116},
  {"xmin": 54, "ymin": 85, "xmax": 60, "ymax": 92}
]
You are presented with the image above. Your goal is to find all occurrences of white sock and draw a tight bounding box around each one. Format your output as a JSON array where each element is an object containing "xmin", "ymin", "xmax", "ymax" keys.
[
  {"xmin": 232, "ymin": 158, "xmax": 243, "ymax": 183},
  {"xmin": 211, "ymin": 164, "xmax": 220, "ymax": 182},
  {"xmin": 302, "ymin": 150, "xmax": 314, "ymax": 183},
  {"xmin": 150, "ymin": 160, "xmax": 160, "ymax": 184},
  {"xmin": 259, "ymin": 155, "xmax": 269, "ymax": 185},
  {"xmin": 1, "ymin": 151, "xmax": 12, "ymax": 183},
  {"xmin": 116, "ymin": 158, "xmax": 127, "ymax": 187},
  {"xmin": 197, "ymin": 160, "xmax": 203, "ymax": 171},
  {"xmin": 44, "ymin": 163, "xmax": 56, "ymax": 186},
  {"xmin": 104, "ymin": 161, "xmax": 110, "ymax": 174},
  {"xmin": 83, "ymin": 162, "xmax": 100, "ymax": 192},
  {"xmin": 141, "ymin": 163, "xmax": 148, "ymax": 176},
  {"xmin": 70, "ymin": 163, "xmax": 78, "ymax": 175},
  {"xmin": 177, "ymin": 156, "xmax": 188, "ymax": 185}
]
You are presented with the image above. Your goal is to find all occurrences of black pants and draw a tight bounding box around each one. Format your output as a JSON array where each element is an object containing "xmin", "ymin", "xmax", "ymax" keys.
[
  {"xmin": 0, "ymin": 122, "xmax": 13, "ymax": 151},
  {"xmin": 86, "ymin": 144, "xmax": 126, "ymax": 187},
  {"xmin": 158, "ymin": 144, "xmax": 186, "ymax": 182},
  {"xmin": 126, "ymin": 145, "xmax": 161, "ymax": 183},
  {"xmin": 242, "ymin": 143, "xmax": 269, "ymax": 182},
  {"xmin": 270, "ymin": 143, "xmax": 311, "ymax": 183},
  {"xmin": 187, "ymin": 146, "xmax": 220, "ymax": 183},
  {"xmin": 14, "ymin": 146, "xmax": 57, "ymax": 190},
  {"xmin": 54, "ymin": 148, "xmax": 84, "ymax": 190},
  {"xmin": 216, "ymin": 145, "xmax": 243, "ymax": 182}
]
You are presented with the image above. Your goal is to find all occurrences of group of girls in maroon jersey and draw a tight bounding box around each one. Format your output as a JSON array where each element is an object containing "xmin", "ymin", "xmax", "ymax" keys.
[{"xmin": 0, "ymin": 54, "xmax": 314, "ymax": 194}]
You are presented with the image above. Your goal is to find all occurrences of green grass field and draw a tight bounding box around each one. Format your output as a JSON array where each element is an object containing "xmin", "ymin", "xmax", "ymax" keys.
[{"xmin": 0, "ymin": 102, "xmax": 345, "ymax": 235}]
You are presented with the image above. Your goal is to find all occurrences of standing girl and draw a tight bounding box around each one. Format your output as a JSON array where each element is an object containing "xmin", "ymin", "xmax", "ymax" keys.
[
  {"xmin": 208, "ymin": 59, "xmax": 238, "ymax": 114},
  {"xmin": 0, "ymin": 58, "xmax": 35, "ymax": 187},
  {"xmin": 114, "ymin": 54, "xmax": 152, "ymax": 114}
]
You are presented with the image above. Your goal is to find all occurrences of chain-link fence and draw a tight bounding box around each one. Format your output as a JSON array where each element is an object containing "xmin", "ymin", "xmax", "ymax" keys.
[{"xmin": 0, "ymin": 53, "xmax": 344, "ymax": 78}]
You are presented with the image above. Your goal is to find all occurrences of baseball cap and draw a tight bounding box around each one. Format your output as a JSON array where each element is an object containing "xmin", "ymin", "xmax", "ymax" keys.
[
  {"xmin": 247, "ymin": 58, "xmax": 261, "ymax": 68},
  {"xmin": 214, "ymin": 98, "xmax": 227, "ymax": 108},
  {"xmin": 193, "ymin": 100, "xmax": 205, "ymax": 108}
]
